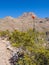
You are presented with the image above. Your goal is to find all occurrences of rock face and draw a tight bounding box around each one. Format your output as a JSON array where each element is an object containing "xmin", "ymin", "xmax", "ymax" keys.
[
  {"xmin": 0, "ymin": 38, "xmax": 11, "ymax": 65},
  {"xmin": 0, "ymin": 12, "xmax": 49, "ymax": 32}
]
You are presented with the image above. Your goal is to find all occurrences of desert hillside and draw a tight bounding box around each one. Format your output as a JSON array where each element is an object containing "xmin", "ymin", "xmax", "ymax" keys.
[
  {"xmin": 0, "ymin": 13, "xmax": 49, "ymax": 65},
  {"xmin": 0, "ymin": 12, "xmax": 49, "ymax": 32}
]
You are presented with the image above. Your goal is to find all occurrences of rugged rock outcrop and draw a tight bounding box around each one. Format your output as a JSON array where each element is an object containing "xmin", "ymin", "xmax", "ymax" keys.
[{"xmin": 0, "ymin": 12, "xmax": 49, "ymax": 32}]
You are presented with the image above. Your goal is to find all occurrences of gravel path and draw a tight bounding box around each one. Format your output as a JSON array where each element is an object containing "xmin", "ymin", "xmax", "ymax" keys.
[{"xmin": 0, "ymin": 38, "xmax": 11, "ymax": 65}]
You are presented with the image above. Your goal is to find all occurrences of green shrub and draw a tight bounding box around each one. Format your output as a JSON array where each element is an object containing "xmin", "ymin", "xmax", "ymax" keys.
[{"xmin": 0, "ymin": 29, "xmax": 49, "ymax": 65}]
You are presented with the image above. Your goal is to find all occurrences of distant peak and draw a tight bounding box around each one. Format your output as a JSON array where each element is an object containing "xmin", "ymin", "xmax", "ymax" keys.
[
  {"xmin": 23, "ymin": 12, "xmax": 36, "ymax": 17},
  {"xmin": 4, "ymin": 16, "xmax": 13, "ymax": 19}
]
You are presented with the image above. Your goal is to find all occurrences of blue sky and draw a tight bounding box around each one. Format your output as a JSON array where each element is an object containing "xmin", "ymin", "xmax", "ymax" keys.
[{"xmin": 0, "ymin": 0, "xmax": 49, "ymax": 18}]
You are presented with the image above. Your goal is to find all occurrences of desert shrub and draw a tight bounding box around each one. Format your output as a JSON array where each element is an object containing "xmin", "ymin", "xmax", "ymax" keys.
[
  {"xmin": 0, "ymin": 29, "xmax": 49, "ymax": 65},
  {"xmin": 8, "ymin": 29, "xmax": 49, "ymax": 65},
  {"xmin": 0, "ymin": 30, "xmax": 10, "ymax": 37}
]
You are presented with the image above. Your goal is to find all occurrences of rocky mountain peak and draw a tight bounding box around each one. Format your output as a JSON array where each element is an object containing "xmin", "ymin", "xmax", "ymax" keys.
[
  {"xmin": 4, "ymin": 16, "xmax": 13, "ymax": 20},
  {"xmin": 0, "ymin": 12, "xmax": 49, "ymax": 32},
  {"xmin": 22, "ymin": 12, "xmax": 36, "ymax": 17}
]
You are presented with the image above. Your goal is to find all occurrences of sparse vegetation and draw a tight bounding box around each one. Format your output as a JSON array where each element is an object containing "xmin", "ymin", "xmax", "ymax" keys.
[{"xmin": 0, "ymin": 29, "xmax": 49, "ymax": 65}]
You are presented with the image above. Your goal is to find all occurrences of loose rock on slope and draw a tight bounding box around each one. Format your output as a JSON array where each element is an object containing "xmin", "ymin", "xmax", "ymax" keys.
[{"xmin": 0, "ymin": 38, "xmax": 11, "ymax": 65}]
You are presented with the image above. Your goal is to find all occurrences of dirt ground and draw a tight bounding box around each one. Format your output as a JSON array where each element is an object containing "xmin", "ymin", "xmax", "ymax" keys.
[{"xmin": 0, "ymin": 38, "xmax": 11, "ymax": 65}]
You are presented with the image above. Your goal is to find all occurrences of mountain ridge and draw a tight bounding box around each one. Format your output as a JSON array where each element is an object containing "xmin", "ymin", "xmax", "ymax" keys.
[{"xmin": 0, "ymin": 12, "xmax": 49, "ymax": 32}]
